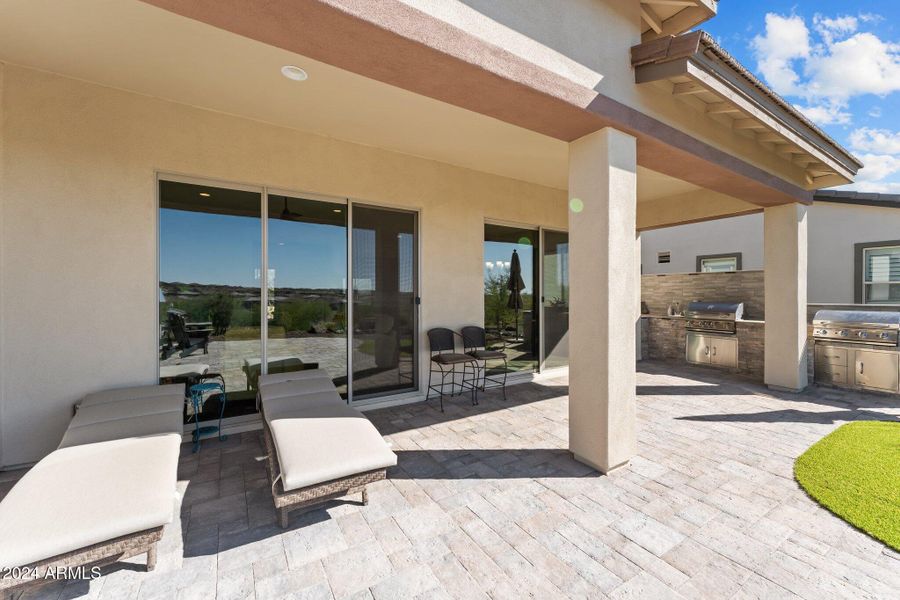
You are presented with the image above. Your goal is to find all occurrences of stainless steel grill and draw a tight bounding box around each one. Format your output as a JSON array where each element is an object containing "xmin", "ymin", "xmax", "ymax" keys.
[
  {"xmin": 813, "ymin": 309, "xmax": 900, "ymax": 394},
  {"xmin": 684, "ymin": 301, "xmax": 745, "ymax": 335},
  {"xmin": 812, "ymin": 309, "xmax": 900, "ymax": 346},
  {"xmin": 684, "ymin": 301, "xmax": 744, "ymax": 369}
]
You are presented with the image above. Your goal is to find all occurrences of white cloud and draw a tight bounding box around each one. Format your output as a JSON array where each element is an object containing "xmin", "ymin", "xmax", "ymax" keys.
[
  {"xmin": 813, "ymin": 14, "xmax": 857, "ymax": 45},
  {"xmin": 751, "ymin": 14, "xmax": 811, "ymax": 97},
  {"xmin": 751, "ymin": 13, "xmax": 900, "ymax": 126},
  {"xmin": 804, "ymin": 33, "xmax": 900, "ymax": 101},
  {"xmin": 869, "ymin": 106, "xmax": 883, "ymax": 118},
  {"xmin": 853, "ymin": 153, "xmax": 900, "ymax": 184},
  {"xmin": 794, "ymin": 102, "xmax": 851, "ymax": 125},
  {"xmin": 849, "ymin": 127, "xmax": 900, "ymax": 154}
]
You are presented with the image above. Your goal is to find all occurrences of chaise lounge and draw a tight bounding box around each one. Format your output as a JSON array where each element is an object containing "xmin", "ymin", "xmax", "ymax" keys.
[
  {"xmin": 0, "ymin": 384, "xmax": 184, "ymax": 592},
  {"xmin": 257, "ymin": 370, "xmax": 397, "ymax": 528}
]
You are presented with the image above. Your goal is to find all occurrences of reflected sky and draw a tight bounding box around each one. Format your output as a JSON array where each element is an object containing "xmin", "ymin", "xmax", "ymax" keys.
[{"xmin": 484, "ymin": 241, "xmax": 534, "ymax": 294}]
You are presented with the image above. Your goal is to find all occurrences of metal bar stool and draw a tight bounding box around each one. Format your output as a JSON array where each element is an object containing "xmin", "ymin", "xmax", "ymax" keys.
[
  {"xmin": 187, "ymin": 373, "xmax": 227, "ymax": 453},
  {"xmin": 426, "ymin": 328, "xmax": 479, "ymax": 412},
  {"xmin": 461, "ymin": 325, "xmax": 509, "ymax": 401}
]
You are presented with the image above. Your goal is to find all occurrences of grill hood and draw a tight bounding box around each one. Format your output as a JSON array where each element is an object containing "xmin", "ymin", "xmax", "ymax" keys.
[
  {"xmin": 685, "ymin": 302, "xmax": 744, "ymax": 321},
  {"xmin": 813, "ymin": 310, "xmax": 900, "ymax": 329}
]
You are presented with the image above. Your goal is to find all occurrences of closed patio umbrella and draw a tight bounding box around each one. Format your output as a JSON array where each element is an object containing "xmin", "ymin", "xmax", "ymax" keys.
[{"xmin": 507, "ymin": 249, "xmax": 525, "ymax": 339}]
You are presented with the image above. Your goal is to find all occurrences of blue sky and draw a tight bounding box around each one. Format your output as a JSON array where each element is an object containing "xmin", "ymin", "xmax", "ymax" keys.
[{"xmin": 703, "ymin": 2, "xmax": 900, "ymax": 192}]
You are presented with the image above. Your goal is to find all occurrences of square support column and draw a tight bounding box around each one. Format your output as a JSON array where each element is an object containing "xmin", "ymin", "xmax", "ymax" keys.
[
  {"xmin": 568, "ymin": 128, "xmax": 637, "ymax": 473},
  {"xmin": 764, "ymin": 203, "xmax": 809, "ymax": 392}
]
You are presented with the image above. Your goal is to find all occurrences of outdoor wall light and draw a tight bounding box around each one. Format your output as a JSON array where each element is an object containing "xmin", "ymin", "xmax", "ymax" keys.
[{"xmin": 281, "ymin": 65, "xmax": 308, "ymax": 81}]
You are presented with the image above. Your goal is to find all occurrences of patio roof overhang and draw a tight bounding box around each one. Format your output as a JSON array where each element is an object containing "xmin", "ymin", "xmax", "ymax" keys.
[
  {"xmin": 639, "ymin": 0, "xmax": 718, "ymax": 42},
  {"xmin": 631, "ymin": 32, "xmax": 863, "ymax": 189},
  {"xmin": 138, "ymin": 0, "xmax": 817, "ymax": 209}
]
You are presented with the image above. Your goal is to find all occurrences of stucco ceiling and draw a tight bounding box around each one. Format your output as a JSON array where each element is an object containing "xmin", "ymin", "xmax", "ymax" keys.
[{"xmin": 0, "ymin": 0, "xmax": 703, "ymax": 202}]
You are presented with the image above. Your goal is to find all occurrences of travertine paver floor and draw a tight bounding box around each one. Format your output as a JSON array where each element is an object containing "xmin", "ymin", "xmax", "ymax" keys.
[{"xmin": 10, "ymin": 361, "xmax": 900, "ymax": 599}]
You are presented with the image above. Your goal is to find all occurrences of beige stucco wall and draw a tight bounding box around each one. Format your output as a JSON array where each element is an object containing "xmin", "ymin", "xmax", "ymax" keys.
[
  {"xmin": 640, "ymin": 213, "xmax": 764, "ymax": 274},
  {"xmin": 807, "ymin": 203, "xmax": 900, "ymax": 303},
  {"xmin": 639, "ymin": 202, "xmax": 900, "ymax": 304},
  {"xmin": 0, "ymin": 64, "xmax": 567, "ymax": 467},
  {"xmin": 400, "ymin": 0, "xmax": 810, "ymax": 187}
]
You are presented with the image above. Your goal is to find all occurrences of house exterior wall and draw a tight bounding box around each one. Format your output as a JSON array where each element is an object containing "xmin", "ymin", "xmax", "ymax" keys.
[
  {"xmin": 640, "ymin": 203, "xmax": 900, "ymax": 304},
  {"xmin": 0, "ymin": 65, "xmax": 567, "ymax": 467},
  {"xmin": 397, "ymin": 0, "xmax": 810, "ymax": 187},
  {"xmin": 640, "ymin": 213, "xmax": 764, "ymax": 274}
]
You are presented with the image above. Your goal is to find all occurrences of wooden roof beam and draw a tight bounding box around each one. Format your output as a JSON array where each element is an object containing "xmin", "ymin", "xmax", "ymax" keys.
[
  {"xmin": 672, "ymin": 81, "xmax": 706, "ymax": 95},
  {"xmin": 733, "ymin": 118, "xmax": 763, "ymax": 130},
  {"xmin": 706, "ymin": 102, "xmax": 741, "ymax": 115},
  {"xmin": 640, "ymin": 4, "xmax": 663, "ymax": 35}
]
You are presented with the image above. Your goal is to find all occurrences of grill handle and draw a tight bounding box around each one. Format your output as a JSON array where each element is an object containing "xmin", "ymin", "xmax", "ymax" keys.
[
  {"xmin": 859, "ymin": 361, "xmax": 864, "ymax": 375},
  {"xmin": 705, "ymin": 346, "xmax": 710, "ymax": 357}
]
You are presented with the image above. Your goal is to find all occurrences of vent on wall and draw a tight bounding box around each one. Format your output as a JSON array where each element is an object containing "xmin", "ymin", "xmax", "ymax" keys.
[{"xmin": 657, "ymin": 251, "xmax": 671, "ymax": 264}]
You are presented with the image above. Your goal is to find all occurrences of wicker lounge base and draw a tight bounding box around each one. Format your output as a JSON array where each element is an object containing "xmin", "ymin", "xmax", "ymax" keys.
[
  {"xmin": 262, "ymin": 419, "xmax": 386, "ymax": 528},
  {"xmin": 0, "ymin": 526, "xmax": 162, "ymax": 593}
]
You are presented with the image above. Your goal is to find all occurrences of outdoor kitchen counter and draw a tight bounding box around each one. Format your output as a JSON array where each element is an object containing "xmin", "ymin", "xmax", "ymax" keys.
[{"xmin": 640, "ymin": 315, "xmax": 765, "ymax": 382}]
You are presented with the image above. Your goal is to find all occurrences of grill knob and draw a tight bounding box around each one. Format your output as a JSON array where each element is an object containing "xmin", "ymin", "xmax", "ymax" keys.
[
  {"xmin": 839, "ymin": 330, "xmax": 848, "ymax": 337},
  {"xmin": 858, "ymin": 331, "xmax": 868, "ymax": 338},
  {"xmin": 881, "ymin": 332, "xmax": 891, "ymax": 339}
]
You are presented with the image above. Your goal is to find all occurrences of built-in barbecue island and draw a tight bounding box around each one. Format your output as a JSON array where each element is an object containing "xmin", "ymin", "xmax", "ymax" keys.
[
  {"xmin": 640, "ymin": 271, "xmax": 900, "ymax": 393},
  {"xmin": 640, "ymin": 271, "xmax": 766, "ymax": 382}
]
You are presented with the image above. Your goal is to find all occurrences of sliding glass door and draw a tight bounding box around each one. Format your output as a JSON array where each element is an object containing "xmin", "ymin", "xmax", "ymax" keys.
[
  {"xmin": 159, "ymin": 177, "xmax": 417, "ymax": 416},
  {"xmin": 267, "ymin": 194, "xmax": 348, "ymax": 395},
  {"xmin": 158, "ymin": 180, "xmax": 262, "ymax": 421},
  {"xmin": 351, "ymin": 205, "xmax": 418, "ymax": 398},
  {"xmin": 483, "ymin": 223, "xmax": 539, "ymax": 372},
  {"xmin": 541, "ymin": 230, "xmax": 569, "ymax": 370}
]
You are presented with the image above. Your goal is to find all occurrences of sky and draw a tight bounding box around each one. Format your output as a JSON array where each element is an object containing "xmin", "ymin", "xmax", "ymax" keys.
[{"xmin": 702, "ymin": 1, "xmax": 900, "ymax": 193}]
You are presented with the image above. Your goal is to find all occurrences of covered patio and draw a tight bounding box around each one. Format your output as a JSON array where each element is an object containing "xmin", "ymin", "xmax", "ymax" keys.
[
  {"xmin": 0, "ymin": 2, "xmax": 880, "ymax": 596},
  {"xmin": 5, "ymin": 362, "xmax": 897, "ymax": 599}
]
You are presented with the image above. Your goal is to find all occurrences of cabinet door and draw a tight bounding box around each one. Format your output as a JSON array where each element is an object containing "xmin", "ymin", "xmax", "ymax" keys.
[
  {"xmin": 711, "ymin": 337, "xmax": 738, "ymax": 368},
  {"xmin": 853, "ymin": 350, "xmax": 900, "ymax": 393},
  {"xmin": 686, "ymin": 333, "xmax": 711, "ymax": 364}
]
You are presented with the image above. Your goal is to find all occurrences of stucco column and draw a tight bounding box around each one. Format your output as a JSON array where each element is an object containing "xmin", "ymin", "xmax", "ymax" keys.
[
  {"xmin": 764, "ymin": 203, "xmax": 809, "ymax": 391},
  {"xmin": 567, "ymin": 128, "xmax": 637, "ymax": 473},
  {"xmin": 636, "ymin": 232, "xmax": 643, "ymax": 362}
]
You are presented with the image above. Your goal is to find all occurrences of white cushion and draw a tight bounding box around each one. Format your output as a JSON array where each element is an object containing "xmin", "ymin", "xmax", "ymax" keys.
[
  {"xmin": 59, "ymin": 411, "xmax": 182, "ymax": 449},
  {"xmin": 267, "ymin": 403, "xmax": 397, "ymax": 492},
  {"xmin": 261, "ymin": 391, "xmax": 345, "ymax": 420},
  {"xmin": 258, "ymin": 377, "xmax": 336, "ymax": 402},
  {"xmin": 73, "ymin": 394, "xmax": 184, "ymax": 426},
  {"xmin": 258, "ymin": 369, "xmax": 332, "ymax": 388},
  {"xmin": 0, "ymin": 434, "xmax": 180, "ymax": 569},
  {"xmin": 79, "ymin": 384, "xmax": 184, "ymax": 409}
]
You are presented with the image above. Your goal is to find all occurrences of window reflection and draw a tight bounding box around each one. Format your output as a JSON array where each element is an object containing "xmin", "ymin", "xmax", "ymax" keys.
[
  {"xmin": 158, "ymin": 181, "xmax": 262, "ymax": 422},
  {"xmin": 351, "ymin": 206, "xmax": 418, "ymax": 398},
  {"xmin": 267, "ymin": 195, "xmax": 348, "ymax": 395},
  {"xmin": 484, "ymin": 224, "xmax": 538, "ymax": 373}
]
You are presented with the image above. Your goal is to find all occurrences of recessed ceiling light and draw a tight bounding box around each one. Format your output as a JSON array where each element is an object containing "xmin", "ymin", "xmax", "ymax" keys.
[
  {"xmin": 281, "ymin": 65, "xmax": 308, "ymax": 81},
  {"xmin": 333, "ymin": 209, "xmax": 342, "ymax": 213},
  {"xmin": 199, "ymin": 192, "xmax": 211, "ymax": 197}
]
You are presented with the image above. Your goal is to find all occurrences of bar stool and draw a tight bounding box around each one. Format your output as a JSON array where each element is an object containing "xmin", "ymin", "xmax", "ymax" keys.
[
  {"xmin": 461, "ymin": 325, "xmax": 509, "ymax": 400},
  {"xmin": 426, "ymin": 328, "xmax": 479, "ymax": 411},
  {"xmin": 187, "ymin": 374, "xmax": 227, "ymax": 452}
]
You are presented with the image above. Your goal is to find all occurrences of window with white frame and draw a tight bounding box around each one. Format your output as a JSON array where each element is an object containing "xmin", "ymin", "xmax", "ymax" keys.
[
  {"xmin": 696, "ymin": 253, "xmax": 741, "ymax": 273},
  {"xmin": 863, "ymin": 245, "xmax": 900, "ymax": 304}
]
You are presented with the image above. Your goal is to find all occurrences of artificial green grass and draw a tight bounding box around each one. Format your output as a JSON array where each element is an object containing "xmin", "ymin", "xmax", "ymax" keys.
[{"xmin": 794, "ymin": 420, "xmax": 900, "ymax": 551}]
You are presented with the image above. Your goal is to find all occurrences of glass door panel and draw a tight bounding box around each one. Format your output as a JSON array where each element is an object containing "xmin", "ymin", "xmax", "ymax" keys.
[
  {"xmin": 483, "ymin": 224, "xmax": 538, "ymax": 372},
  {"xmin": 158, "ymin": 180, "xmax": 262, "ymax": 422},
  {"xmin": 267, "ymin": 195, "xmax": 348, "ymax": 395},
  {"xmin": 351, "ymin": 206, "xmax": 417, "ymax": 399},
  {"xmin": 542, "ymin": 230, "xmax": 569, "ymax": 369}
]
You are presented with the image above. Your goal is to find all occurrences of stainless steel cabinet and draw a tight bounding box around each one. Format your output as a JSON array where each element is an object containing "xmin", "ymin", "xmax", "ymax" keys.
[
  {"xmin": 853, "ymin": 349, "xmax": 900, "ymax": 393},
  {"xmin": 686, "ymin": 332, "xmax": 738, "ymax": 368}
]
